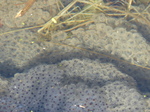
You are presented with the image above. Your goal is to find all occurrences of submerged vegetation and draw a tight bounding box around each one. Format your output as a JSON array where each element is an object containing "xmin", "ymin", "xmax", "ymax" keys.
[
  {"xmin": 1, "ymin": 0, "xmax": 150, "ymax": 37},
  {"xmin": 38, "ymin": 0, "xmax": 150, "ymax": 38}
]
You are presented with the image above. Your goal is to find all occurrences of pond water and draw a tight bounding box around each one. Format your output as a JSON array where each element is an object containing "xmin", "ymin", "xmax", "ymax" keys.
[{"xmin": 0, "ymin": 0, "xmax": 150, "ymax": 112}]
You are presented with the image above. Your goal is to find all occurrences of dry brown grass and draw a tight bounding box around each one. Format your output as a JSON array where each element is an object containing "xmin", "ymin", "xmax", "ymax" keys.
[{"xmin": 37, "ymin": 0, "xmax": 150, "ymax": 39}]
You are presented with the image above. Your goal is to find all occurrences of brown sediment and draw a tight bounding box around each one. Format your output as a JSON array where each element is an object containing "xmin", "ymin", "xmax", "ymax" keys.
[{"xmin": 0, "ymin": 19, "xmax": 3, "ymax": 28}]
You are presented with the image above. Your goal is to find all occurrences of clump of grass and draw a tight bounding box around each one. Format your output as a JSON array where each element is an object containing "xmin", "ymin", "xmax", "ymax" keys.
[{"xmin": 38, "ymin": 0, "xmax": 150, "ymax": 39}]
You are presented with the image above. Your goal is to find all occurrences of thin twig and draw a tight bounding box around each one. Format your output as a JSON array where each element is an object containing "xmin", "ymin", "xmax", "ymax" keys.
[{"xmin": 15, "ymin": 0, "xmax": 36, "ymax": 18}]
